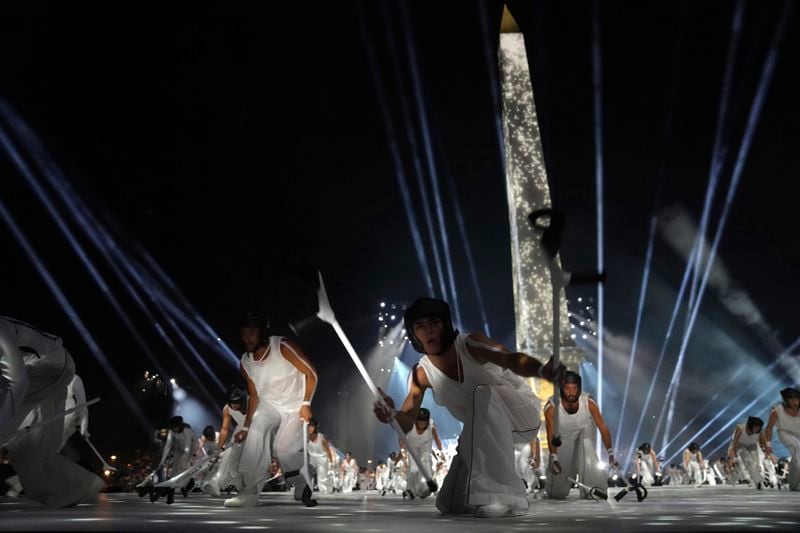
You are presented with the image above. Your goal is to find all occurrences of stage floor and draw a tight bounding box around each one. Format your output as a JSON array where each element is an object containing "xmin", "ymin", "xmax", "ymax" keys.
[{"xmin": 1, "ymin": 485, "xmax": 798, "ymax": 532}]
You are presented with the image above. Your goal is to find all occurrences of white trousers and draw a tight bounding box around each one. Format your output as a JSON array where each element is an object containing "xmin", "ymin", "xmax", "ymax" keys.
[
  {"xmin": 435, "ymin": 384, "xmax": 535, "ymax": 514},
  {"xmin": 310, "ymin": 454, "xmax": 333, "ymax": 493},
  {"xmin": 6, "ymin": 351, "xmax": 103, "ymax": 507},
  {"xmin": 777, "ymin": 430, "xmax": 800, "ymax": 491},
  {"xmin": 237, "ymin": 401, "xmax": 303, "ymax": 497},
  {"xmin": 686, "ymin": 461, "xmax": 703, "ymax": 485},
  {"xmin": 546, "ymin": 429, "xmax": 606, "ymax": 499},
  {"xmin": 738, "ymin": 447, "xmax": 762, "ymax": 485},
  {"xmin": 407, "ymin": 449, "xmax": 433, "ymax": 497},
  {"xmin": 203, "ymin": 443, "xmax": 244, "ymax": 495}
]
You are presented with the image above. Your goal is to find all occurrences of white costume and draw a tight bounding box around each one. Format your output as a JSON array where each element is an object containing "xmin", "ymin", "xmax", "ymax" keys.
[
  {"xmin": 405, "ymin": 421, "xmax": 437, "ymax": 498},
  {"xmin": 203, "ymin": 406, "xmax": 244, "ymax": 496},
  {"xmin": 385, "ymin": 455, "xmax": 407, "ymax": 494},
  {"xmin": 307, "ymin": 432, "xmax": 333, "ymax": 493},
  {"xmin": 375, "ymin": 463, "xmax": 389, "ymax": 491},
  {"xmin": 158, "ymin": 424, "xmax": 198, "ymax": 486},
  {"xmin": 730, "ymin": 423, "xmax": 763, "ymax": 485},
  {"xmin": 0, "ymin": 317, "xmax": 104, "ymax": 507},
  {"xmin": 233, "ymin": 336, "xmax": 311, "ymax": 504},
  {"xmin": 683, "ymin": 449, "xmax": 704, "ymax": 486},
  {"xmin": 514, "ymin": 442, "xmax": 537, "ymax": 492},
  {"xmin": 418, "ymin": 335, "xmax": 540, "ymax": 514},
  {"xmin": 545, "ymin": 393, "xmax": 607, "ymax": 499},
  {"xmin": 772, "ymin": 403, "xmax": 800, "ymax": 491},
  {"xmin": 637, "ymin": 451, "xmax": 657, "ymax": 486},
  {"xmin": 61, "ymin": 374, "xmax": 88, "ymax": 445},
  {"xmin": 341, "ymin": 457, "xmax": 358, "ymax": 492}
]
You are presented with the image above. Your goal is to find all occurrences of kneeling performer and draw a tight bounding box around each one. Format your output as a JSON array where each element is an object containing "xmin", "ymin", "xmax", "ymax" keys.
[{"xmin": 374, "ymin": 298, "xmax": 563, "ymax": 518}]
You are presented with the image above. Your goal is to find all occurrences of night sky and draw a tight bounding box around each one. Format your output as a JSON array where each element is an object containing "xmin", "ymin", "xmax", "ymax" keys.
[{"xmin": 1, "ymin": 1, "xmax": 798, "ymax": 459}]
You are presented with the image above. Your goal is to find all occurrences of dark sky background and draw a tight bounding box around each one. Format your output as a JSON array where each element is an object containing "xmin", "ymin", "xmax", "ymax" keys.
[{"xmin": 1, "ymin": 1, "xmax": 798, "ymax": 461}]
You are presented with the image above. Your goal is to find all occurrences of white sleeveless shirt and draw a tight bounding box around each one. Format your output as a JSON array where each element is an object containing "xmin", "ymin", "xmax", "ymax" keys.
[
  {"xmin": 225, "ymin": 404, "xmax": 245, "ymax": 427},
  {"xmin": 240, "ymin": 336, "xmax": 304, "ymax": 412},
  {"xmin": 406, "ymin": 420, "xmax": 434, "ymax": 454},
  {"xmin": 774, "ymin": 403, "xmax": 800, "ymax": 436},
  {"xmin": 308, "ymin": 432, "xmax": 328, "ymax": 458},
  {"xmin": 735, "ymin": 423, "xmax": 761, "ymax": 450},
  {"xmin": 547, "ymin": 392, "xmax": 596, "ymax": 442},
  {"xmin": 417, "ymin": 334, "xmax": 540, "ymax": 432}
]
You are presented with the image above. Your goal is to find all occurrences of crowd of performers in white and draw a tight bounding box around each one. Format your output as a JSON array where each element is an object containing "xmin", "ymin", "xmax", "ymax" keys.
[{"xmin": 2, "ymin": 300, "xmax": 799, "ymax": 517}]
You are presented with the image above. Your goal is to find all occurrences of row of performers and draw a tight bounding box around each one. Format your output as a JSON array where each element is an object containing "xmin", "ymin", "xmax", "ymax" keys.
[{"xmin": 2, "ymin": 300, "xmax": 800, "ymax": 516}]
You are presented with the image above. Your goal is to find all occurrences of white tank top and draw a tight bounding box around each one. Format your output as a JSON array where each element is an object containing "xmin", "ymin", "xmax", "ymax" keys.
[
  {"xmin": 241, "ymin": 336, "xmax": 305, "ymax": 412},
  {"xmin": 308, "ymin": 432, "xmax": 327, "ymax": 458},
  {"xmin": 406, "ymin": 420, "xmax": 434, "ymax": 454},
  {"xmin": 417, "ymin": 334, "xmax": 540, "ymax": 432},
  {"xmin": 547, "ymin": 392, "xmax": 595, "ymax": 442},
  {"xmin": 774, "ymin": 403, "xmax": 800, "ymax": 436},
  {"xmin": 225, "ymin": 405, "xmax": 246, "ymax": 427},
  {"xmin": 735, "ymin": 423, "xmax": 761, "ymax": 449},
  {"xmin": 641, "ymin": 452, "xmax": 655, "ymax": 470}
]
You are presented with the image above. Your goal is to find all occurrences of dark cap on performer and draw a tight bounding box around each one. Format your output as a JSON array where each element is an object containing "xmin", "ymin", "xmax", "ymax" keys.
[{"xmin": 403, "ymin": 297, "xmax": 458, "ymax": 355}]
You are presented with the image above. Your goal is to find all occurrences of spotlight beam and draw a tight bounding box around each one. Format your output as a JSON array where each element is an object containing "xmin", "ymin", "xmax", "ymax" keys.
[
  {"xmin": 0, "ymin": 195, "xmax": 151, "ymax": 433},
  {"xmin": 398, "ymin": 2, "xmax": 463, "ymax": 327},
  {"xmin": 659, "ymin": 1, "xmax": 791, "ymax": 453},
  {"xmin": 381, "ymin": 3, "xmax": 448, "ymax": 302},
  {"xmin": 354, "ymin": 4, "xmax": 435, "ymax": 296},
  {"xmin": 623, "ymin": 244, "xmax": 698, "ymax": 472}
]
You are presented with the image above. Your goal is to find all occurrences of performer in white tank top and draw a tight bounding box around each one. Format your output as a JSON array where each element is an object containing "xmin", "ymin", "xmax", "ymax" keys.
[
  {"xmin": 202, "ymin": 384, "xmax": 247, "ymax": 496},
  {"xmin": 374, "ymin": 298, "xmax": 564, "ymax": 518},
  {"xmin": 341, "ymin": 452, "xmax": 358, "ymax": 492},
  {"xmin": 728, "ymin": 416, "xmax": 767, "ymax": 488},
  {"xmin": 306, "ymin": 418, "xmax": 335, "ymax": 494},
  {"xmin": 636, "ymin": 442, "xmax": 660, "ymax": 486},
  {"xmin": 765, "ymin": 387, "xmax": 800, "ymax": 491},
  {"xmin": 0, "ymin": 316, "xmax": 104, "ymax": 507},
  {"xmin": 225, "ymin": 312, "xmax": 319, "ymax": 507},
  {"xmin": 544, "ymin": 372, "xmax": 617, "ymax": 499},
  {"xmin": 682, "ymin": 442, "xmax": 705, "ymax": 486},
  {"xmin": 402, "ymin": 407, "xmax": 443, "ymax": 499}
]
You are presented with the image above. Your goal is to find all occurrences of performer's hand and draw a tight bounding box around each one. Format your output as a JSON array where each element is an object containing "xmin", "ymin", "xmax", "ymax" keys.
[
  {"xmin": 552, "ymin": 460, "xmax": 563, "ymax": 475},
  {"xmin": 234, "ymin": 429, "xmax": 249, "ymax": 443},
  {"xmin": 540, "ymin": 357, "xmax": 567, "ymax": 383},
  {"xmin": 299, "ymin": 404, "xmax": 313, "ymax": 422},
  {"xmin": 534, "ymin": 457, "xmax": 541, "ymax": 470},
  {"xmin": 609, "ymin": 454, "xmax": 620, "ymax": 468},
  {"xmin": 373, "ymin": 388, "xmax": 396, "ymax": 423}
]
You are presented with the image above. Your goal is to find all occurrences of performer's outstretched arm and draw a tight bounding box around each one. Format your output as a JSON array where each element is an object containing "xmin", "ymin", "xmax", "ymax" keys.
[
  {"xmin": 281, "ymin": 339, "xmax": 317, "ymax": 422},
  {"xmin": 729, "ymin": 426, "xmax": 742, "ymax": 459},
  {"xmin": 236, "ymin": 364, "xmax": 259, "ymax": 443},
  {"xmin": 764, "ymin": 408, "xmax": 779, "ymax": 454},
  {"xmin": 464, "ymin": 333, "xmax": 563, "ymax": 381},
  {"xmin": 588, "ymin": 397, "xmax": 618, "ymax": 466},
  {"xmin": 218, "ymin": 405, "xmax": 232, "ymax": 447},
  {"xmin": 374, "ymin": 366, "xmax": 428, "ymax": 433},
  {"xmin": 432, "ymin": 426, "xmax": 443, "ymax": 452}
]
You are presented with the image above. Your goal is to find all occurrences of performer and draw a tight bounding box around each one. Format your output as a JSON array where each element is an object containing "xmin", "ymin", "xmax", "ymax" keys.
[
  {"xmin": 226, "ymin": 312, "xmax": 319, "ymax": 507},
  {"xmin": 401, "ymin": 407, "xmax": 443, "ymax": 499},
  {"xmin": 635, "ymin": 442, "xmax": 661, "ymax": 487},
  {"xmin": 340, "ymin": 451, "xmax": 358, "ymax": 493},
  {"xmin": 202, "ymin": 385, "xmax": 246, "ymax": 497},
  {"xmin": 306, "ymin": 418, "xmax": 335, "ymax": 494},
  {"xmin": 375, "ymin": 461, "xmax": 389, "ymax": 492},
  {"xmin": 382, "ymin": 451, "xmax": 405, "ymax": 495},
  {"xmin": 0, "ymin": 316, "xmax": 104, "ymax": 507},
  {"xmin": 682, "ymin": 442, "xmax": 705, "ymax": 486},
  {"xmin": 728, "ymin": 416, "xmax": 767, "ymax": 489},
  {"xmin": 156, "ymin": 416, "xmax": 198, "ymax": 493},
  {"xmin": 61, "ymin": 374, "xmax": 89, "ymax": 445},
  {"xmin": 765, "ymin": 387, "xmax": 800, "ymax": 491},
  {"xmin": 514, "ymin": 438, "xmax": 540, "ymax": 493},
  {"xmin": 544, "ymin": 371, "xmax": 618, "ymax": 499},
  {"xmin": 374, "ymin": 297, "xmax": 563, "ymax": 517}
]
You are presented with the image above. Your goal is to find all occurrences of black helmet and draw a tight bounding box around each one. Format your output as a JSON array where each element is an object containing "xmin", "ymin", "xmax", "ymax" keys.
[
  {"xmin": 404, "ymin": 298, "xmax": 458, "ymax": 355},
  {"xmin": 780, "ymin": 387, "xmax": 800, "ymax": 404},
  {"xmin": 237, "ymin": 311, "xmax": 269, "ymax": 330},
  {"xmin": 560, "ymin": 371, "xmax": 582, "ymax": 398},
  {"xmin": 639, "ymin": 442, "xmax": 652, "ymax": 454},
  {"xmin": 688, "ymin": 442, "xmax": 699, "ymax": 453},
  {"xmin": 227, "ymin": 384, "xmax": 246, "ymax": 405},
  {"xmin": 203, "ymin": 426, "xmax": 216, "ymax": 440},
  {"xmin": 417, "ymin": 408, "xmax": 431, "ymax": 421},
  {"xmin": 168, "ymin": 415, "xmax": 184, "ymax": 432},
  {"xmin": 746, "ymin": 416, "xmax": 764, "ymax": 432}
]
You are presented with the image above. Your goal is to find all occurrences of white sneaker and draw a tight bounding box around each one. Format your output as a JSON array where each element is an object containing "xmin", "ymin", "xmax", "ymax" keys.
[
  {"xmin": 201, "ymin": 481, "xmax": 221, "ymax": 497},
  {"xmin": 223, "ymin": 494, "xmax": 258, "ymax": 507},
  {"xmin": 474, "ymin": 504, "xmax": 518, "ymax": 518}
]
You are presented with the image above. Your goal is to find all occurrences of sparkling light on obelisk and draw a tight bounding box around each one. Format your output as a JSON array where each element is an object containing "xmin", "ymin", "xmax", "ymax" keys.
[{"xmin": 498, "ymin": 9, "xmax": 578, "ymax": 372}]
